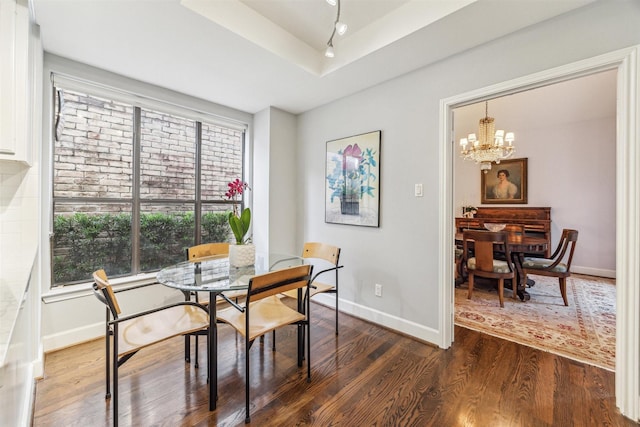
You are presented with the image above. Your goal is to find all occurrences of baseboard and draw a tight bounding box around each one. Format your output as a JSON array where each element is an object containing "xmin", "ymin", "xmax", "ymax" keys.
[
  {"xmin": 572, "ymin": 265, "xmax": 615, "ymax": 279},
  {"xmin": 42, "ymin": 322, "xmax": 103, "ymax": 353},
  {"xmin": 312, "ymin": 294, "xmax": 442, "ymax": 347}
]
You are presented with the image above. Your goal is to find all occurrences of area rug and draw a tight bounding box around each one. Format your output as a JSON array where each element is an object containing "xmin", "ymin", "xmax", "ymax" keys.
[{"xmin": 454, "ymin": 273, "xmax": 616, "ymax": 371}]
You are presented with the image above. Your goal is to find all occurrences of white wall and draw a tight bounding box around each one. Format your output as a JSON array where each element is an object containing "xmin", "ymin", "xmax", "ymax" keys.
[
  {"xmin": 453, "ymin": 71, "xmax": 617, "ymax": 276},
  {"xmin": 297, "ymin": 1, "xmax": 640, "ymax": 339},
  {"xmin": 253, "ymin": 107, "xmax": 299, "ymax": 255}
]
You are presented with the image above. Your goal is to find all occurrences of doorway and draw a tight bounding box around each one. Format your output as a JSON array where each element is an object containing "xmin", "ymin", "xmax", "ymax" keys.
[
  {"xmin": 451, "ymin": 70, "xmax": 617, "ymax": 369},
  {"xmin": 438, "ymin": 46, "xmax": 640, "ymax": 420}
]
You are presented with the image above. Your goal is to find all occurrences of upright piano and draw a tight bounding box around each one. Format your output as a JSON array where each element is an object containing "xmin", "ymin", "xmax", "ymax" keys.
[{"xmin": 455, "ymin": 207, "xmax": 551, "ymax": 257}]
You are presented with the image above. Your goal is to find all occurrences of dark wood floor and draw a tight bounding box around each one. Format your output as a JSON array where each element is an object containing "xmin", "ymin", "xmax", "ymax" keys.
[{"xmin": 33, "ymin": 302, "xmax": 637, "ymax": 427}]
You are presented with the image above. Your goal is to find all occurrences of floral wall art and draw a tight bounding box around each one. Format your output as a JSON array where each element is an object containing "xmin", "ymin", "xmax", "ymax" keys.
[{"xmin": 325, "ymin": 130, "xmax": 381, "ymax": 227}]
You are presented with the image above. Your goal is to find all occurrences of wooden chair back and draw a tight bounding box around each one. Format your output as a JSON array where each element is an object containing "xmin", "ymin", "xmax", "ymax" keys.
[
  {"xmin": 462, "ymin": 230, "xmax": 512, "ymax": 274},
  {"xmin": 302, "ymin": 242, "xmax": 340, "ymax": 266},
  {"xmin": 248, "ymin": 265, "xmax": 312, "ymax": 303},
  {"xmin": 92, "ymin": 269, "xmax": 121, "ymax": 317},
  {"xmin": 186, "ymin": 242, "xmax": 230, "ymax": 262},
  {"xmin": 549, "ymin": 229, "xmax": 579, "ymax": 270}
]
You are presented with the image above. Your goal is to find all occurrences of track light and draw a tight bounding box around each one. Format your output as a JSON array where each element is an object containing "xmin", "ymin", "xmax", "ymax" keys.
[
  {"xmin": 325, "ymin": 0, "xmax": 347, "ymax": 58},
  {"xmin": 325, "ymin": 42, "xmax": 335, "ymax": 58}
]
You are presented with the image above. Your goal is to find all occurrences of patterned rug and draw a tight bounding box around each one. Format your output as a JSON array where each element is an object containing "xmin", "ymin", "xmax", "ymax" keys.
[{"xmin": 454, "ymin": 273, "xmax": 616, "ymax": 371}]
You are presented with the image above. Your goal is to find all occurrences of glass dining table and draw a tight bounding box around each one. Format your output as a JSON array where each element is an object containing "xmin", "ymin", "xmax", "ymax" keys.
[{"xmin": 156, "ymin": 252, "xmax": 303, "ymax": 411}]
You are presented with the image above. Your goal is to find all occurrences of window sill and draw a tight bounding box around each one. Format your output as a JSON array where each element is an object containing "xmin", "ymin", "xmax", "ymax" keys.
[{"xmin": 41, "ymin": 272, "xmax": 159, "ymax": 304}]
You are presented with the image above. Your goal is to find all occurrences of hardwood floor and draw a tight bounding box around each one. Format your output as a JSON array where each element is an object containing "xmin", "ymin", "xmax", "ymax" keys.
[{"xmin": 33, "ymin": 302, "xmax": 637, "ymax": 426}]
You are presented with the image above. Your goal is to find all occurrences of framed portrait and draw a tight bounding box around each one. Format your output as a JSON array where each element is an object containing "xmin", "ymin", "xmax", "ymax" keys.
[
  {"xmin": 481, "ymin": 158, "xmax": 528, "ymax": 204},
  {"xmin": 325, "ymin": 130, "xmax": 381, "ymax": 227}
]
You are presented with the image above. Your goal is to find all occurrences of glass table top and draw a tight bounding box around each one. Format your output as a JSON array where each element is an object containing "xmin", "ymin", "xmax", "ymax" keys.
[{"xmin": 156, "ymin": 252, "xmax": 303, "ymax": 292}]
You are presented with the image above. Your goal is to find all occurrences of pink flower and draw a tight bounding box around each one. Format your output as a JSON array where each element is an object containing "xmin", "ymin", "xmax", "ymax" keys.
[
  {"xmin": 225, "ymin": 178, "xmax": 250, "ymax": 217},
  {"xmin": 342, "ymin": 144, "xmax": 363, "ymax": 171}
]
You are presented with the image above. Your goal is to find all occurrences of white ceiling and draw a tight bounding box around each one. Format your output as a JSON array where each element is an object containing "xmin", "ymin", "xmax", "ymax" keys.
[
  {"xmin": 31, "ymin": 0, "xmax": 595, "ymax": 114},
  {"xmin": 454, "ymin": 69, "xmax": 618, "ymax": 136}
]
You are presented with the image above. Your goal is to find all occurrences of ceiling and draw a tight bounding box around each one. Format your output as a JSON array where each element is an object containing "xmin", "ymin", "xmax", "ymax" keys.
[
  {"xmin": 454, "ymin": 69, "xmax": 618, "ymax": 136},
  {"xmin": 31, "ymin": 0, "xmax": 596, "ymax": 115}
]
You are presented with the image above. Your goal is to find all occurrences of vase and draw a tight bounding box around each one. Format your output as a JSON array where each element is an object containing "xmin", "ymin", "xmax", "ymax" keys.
[
  {"xmin": 340, "ymin": 196, "xmax": 359, "ymax": 215},
  {"xmin": 228, "ymin": 243, "xmax": 256, "ymax": 267}
]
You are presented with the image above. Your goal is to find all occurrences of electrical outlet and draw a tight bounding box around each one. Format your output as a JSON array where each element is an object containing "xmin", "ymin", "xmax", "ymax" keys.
[{"xmin": 375, "ymin": 283, "xmax": 382, "ymax": 297}]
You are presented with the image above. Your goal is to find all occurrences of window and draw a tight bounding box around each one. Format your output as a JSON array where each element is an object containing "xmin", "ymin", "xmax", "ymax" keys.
[{"xmin": 52, "ymin": 86, "xmax": 245, "ymax": 286}]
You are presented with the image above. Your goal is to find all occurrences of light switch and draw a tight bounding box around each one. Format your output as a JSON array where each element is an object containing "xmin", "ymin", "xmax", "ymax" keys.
[{"xmin": 415, "ymin": 183, "xmax": 423, "ymax": 197}]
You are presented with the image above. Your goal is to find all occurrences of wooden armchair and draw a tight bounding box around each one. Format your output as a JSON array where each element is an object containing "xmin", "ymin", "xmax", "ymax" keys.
[
  {"xmin": 463, "ymin": 230, "xmax": 516, "ymax": 307},
  {"xmin": 92, "ymin": 269, "xmax": 209, "ymax": 427},
  {"xmin": 523, "ymin": 229, "xmax": 579, "ymax": 306},
  {"xmin": 217, "ymin": 264, "xmax": 313, "ymax": 423}
]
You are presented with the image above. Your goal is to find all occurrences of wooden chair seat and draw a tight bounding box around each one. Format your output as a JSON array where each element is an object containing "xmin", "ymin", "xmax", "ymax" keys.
[
  {"xmin": 118, "ymin": 305, "xmax": 208, "ymax": 356},
  {"xmin": 467, "ymin": 257, "xmax": 511, "ymax": 274},
  {"xmin": 217, "ymin": 295, "xmax": 305, "ymax": 341},
  {"xmin": 194, "ymin": 289, "xmax": 247, "ymax": 306},
  {"xmin": 282, "ymin": 281, "xmax": 334, "ymax": 299},
  {"xmin": 523, "ymin": 257, "xmax": 569, "ymax": 273}
]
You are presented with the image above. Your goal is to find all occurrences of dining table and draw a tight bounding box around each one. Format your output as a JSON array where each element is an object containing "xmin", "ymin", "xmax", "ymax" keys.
[
  {"xmin": 455, "ymin": 232, "xmax": 549, "ymax": 301},
  {"xmin": 156, "ymin": 252, "xmax": 303, "ymax": 411}
]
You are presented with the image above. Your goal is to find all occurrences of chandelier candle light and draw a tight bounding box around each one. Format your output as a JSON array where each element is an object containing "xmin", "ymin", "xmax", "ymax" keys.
[{"xmin": 459, "ymin": 101, "xmax": 515, "ymax": 173}]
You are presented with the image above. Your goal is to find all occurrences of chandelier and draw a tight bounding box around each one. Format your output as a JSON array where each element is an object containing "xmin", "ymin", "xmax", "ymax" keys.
[
  {"xmin": 325, "ymin": 0, "xmax": 348, "ymax": 58},
  {"xmin": 459, "ymin": 101, "xmax": 515, "ymax": 173}
]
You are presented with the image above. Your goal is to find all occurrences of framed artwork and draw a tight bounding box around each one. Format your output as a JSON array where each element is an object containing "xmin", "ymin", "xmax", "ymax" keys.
[
  {"xmin": 325, "ymin": 130, "xmax": 381, "ymax": 227},
  {"xmin": 481, "ymin": 158, "xmax": 528, "ymax": 204}
]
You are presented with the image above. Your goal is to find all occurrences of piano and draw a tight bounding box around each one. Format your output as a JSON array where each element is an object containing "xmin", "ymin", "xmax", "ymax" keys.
[{"xmin": 455, "ymin": 207, "xmax": 551, "ymax": 257}]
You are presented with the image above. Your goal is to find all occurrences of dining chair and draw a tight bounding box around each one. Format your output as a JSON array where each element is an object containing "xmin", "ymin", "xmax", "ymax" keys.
[
  {"xmin": 282, "ymin": 242, "xmax": 342, "ymax": 334},
  {"xmin": 217, "ymin": 264, "xmax": 313, "ymax": 423},
  {"xmin": 463, "ymin": 230, "xmax": 516, "ymax": 307},
  {"xmin": 92, "ymin": 269, "xmax": 209, "ymax": 427},
  {"xmin": 183, "ymin": 242, "xmax": 231, "ymax": 367},
  {"xmin": 522, "ymin": 229, "xmax": 579, "ymax": 306}
]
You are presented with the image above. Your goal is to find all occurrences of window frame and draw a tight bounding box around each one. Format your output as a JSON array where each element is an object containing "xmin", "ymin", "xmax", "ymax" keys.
[{"xmin": 49, "ymin": 73, "xmax": 249, "ymax": 288}]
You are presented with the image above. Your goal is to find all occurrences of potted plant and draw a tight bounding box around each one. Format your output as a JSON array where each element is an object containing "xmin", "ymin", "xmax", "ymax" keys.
[
  {"xmin": 462, "ymin": 205, "xmax": 477, "ymax": 218},
  {"xmin": 225, "ymin": 178, "xmax": 254, "ymax": 266},
  {"xmin": 326, "ymin": 143, "xmax": 377, "ymax": 215}
]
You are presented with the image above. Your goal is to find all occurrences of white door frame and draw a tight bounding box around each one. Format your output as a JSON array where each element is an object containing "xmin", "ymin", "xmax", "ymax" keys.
[{"xmin": 438, "ymin": 46, "xmax": 640, "ymax": 421}]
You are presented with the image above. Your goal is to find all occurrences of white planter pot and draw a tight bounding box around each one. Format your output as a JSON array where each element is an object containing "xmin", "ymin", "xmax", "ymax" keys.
[{"xmin": 229, "ymin": 243, "xmax": 256, "ymax": 267}]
